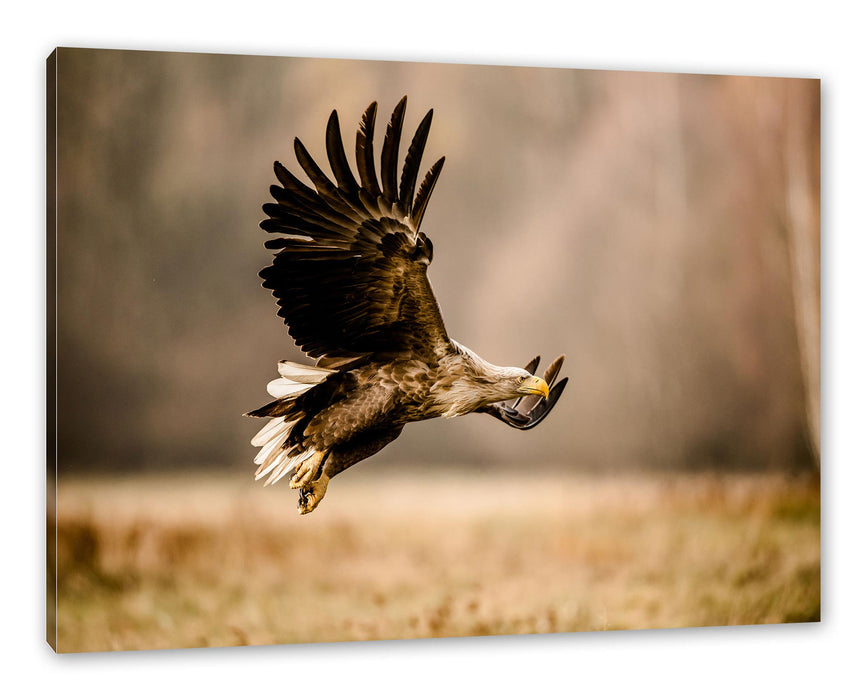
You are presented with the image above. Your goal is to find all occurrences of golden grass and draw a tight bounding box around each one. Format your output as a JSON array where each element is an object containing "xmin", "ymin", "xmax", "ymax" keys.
[{"xmin": 50, "ymin": 469, "xmax": 819, "ymax": 652}]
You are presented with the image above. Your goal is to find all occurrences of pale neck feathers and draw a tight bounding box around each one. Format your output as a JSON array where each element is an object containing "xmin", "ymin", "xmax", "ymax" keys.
[{"xmin": 432, "ymin": 340, "xmax": 527, "ymax": 418}]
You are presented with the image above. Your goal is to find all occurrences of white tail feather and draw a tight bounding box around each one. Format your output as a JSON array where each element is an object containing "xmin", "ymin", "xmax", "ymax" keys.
[
  {"xmin": 264, "ymin": 448, "xmax": 314, "ymax": 486},
  {"xmin": 251, "ymin": 416, "xmax": 286, "ymax": 447},
  {"xmin": 266, "ymin": 378, "xmax": 316, "ymax": 398},
  {"xmin": 250, "ymin": 359, "xmax": 332, "ymax": 485},
  {"xmin": 264, "ymin": 457, "xmax": 295, "ymax": 486},
  {"xmin": 278, "ymin": 361, "xmax": 334, "ymax": 383},
  {"xmin": 262, "ymin": 361, "xmax": 332, "ymax": 400},
  {"xmin": 254, "ymin": 430, "xmax": 287, "ymax": 466},
  {"xmin": 255, "ymin": 448, "xmax": 293, "ymax": 480}
]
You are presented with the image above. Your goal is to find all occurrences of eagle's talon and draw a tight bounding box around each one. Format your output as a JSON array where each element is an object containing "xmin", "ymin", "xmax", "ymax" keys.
[{"xmin": 297, "ymin": 473, "xmax": 330, "ymax": 515}]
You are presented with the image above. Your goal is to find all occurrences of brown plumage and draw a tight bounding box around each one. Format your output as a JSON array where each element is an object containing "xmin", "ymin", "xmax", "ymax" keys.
[{"xmin": 247, "ymin": 97, "xmax": 568, "ymax": 514}]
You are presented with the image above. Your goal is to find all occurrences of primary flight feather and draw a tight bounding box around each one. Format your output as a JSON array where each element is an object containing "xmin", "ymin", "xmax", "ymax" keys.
[{"xmin": 247, "ymin": 97, "xmax": 568, "ymax": 514}]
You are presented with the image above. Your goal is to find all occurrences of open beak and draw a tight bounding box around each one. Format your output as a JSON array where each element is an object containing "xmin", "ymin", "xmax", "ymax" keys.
[{"xmin": 519, "ymin": 375, "xmax": 550, "ymax": 398}]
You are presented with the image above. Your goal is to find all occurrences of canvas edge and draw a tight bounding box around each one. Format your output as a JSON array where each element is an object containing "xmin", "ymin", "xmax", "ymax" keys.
[{"xmin": 46, "ymin": 47, "xmax": 58, "ymax": 653}]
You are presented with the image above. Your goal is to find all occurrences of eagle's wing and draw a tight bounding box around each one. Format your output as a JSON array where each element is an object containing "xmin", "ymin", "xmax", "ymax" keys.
[
  {"xmin": 478, "ymin": 355, "xmax": 569, "ymax": 430},
  {"xmin": 259, "ymin": 97, "xmax": 451, "ymax": 367}
]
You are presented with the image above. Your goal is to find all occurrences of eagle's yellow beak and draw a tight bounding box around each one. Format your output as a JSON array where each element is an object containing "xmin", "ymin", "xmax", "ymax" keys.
[{"xmin": 519, "ymin": 375, "xmax": 549, "ymax": 398}]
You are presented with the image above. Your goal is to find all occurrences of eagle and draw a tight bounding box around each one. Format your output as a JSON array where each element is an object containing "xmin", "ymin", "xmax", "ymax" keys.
[{"xmin": 246, "ymin": 97, "xmax": 568, "ymax": 514}]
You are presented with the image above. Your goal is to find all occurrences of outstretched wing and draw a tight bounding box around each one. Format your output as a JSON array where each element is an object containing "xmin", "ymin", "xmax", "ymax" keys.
[
  {"xmin": 479, "ymin": 355, "xmax": 569, "ymax": 429},
  {"xmin": 259, "ymin": 97, "xmax": 450, "ymax": 367}
]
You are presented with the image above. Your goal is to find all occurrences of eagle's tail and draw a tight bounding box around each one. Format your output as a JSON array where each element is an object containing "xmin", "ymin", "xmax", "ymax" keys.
[
  {"xmin": 265, "ymin": 360, "xmax": 335, "ymax": 400},
  {"xmin": 244, "ymin": 361, "xmax": 335, "ymax": 485}
]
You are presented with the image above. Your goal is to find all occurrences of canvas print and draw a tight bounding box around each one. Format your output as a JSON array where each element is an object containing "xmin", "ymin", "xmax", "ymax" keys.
[{"xmin": 47, "ymin": 48, "xmax": 820, "ymax": 653}]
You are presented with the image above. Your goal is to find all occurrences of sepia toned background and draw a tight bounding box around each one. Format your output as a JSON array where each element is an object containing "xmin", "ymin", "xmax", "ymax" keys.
[{"xmin": 49, "ymin": 48, "xmax": 820, "ymax": 652}]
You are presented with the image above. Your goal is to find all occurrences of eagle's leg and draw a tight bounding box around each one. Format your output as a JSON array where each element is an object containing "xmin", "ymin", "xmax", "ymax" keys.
[
  {"xmin": 289, "ymin": 451, "xmax": 325, "ymax": 490},
  {"xmin": 292, "ymin": 427, "xmax": 405, "ymax": 515}
]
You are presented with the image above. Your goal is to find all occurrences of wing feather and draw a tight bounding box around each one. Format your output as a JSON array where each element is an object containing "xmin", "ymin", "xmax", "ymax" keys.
[
  {"xmin": 355, "ymin": 102, "xmax": 381, "ymax": 198},
  {"xmin": 380, "ymin": 97, "xmax": 407, "ymax": 206},
  {"xmin": 293, "ymin": 138, "xmax": 365, "ymax": 219},
  {"xmin": 399, "ymin": 108, "xmax": 433, "ymax": 216},
  {"xmin": 325, "ymin": 110, "xmax": 360, "ymax": 194},
  {"xmin": 411, "ymin": 156, "xmax": 445, "ymax": 231},
  {"xmin": 259, "ymin": 98, "xmax": 451, "ymax": 364}
]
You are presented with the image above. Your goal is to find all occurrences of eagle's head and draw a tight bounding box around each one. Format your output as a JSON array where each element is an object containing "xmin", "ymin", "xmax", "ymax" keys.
[
  {"xmin": 500, "ymin": 366, "xmax": 551, "ymax": 400},
  {"xmin": 464, "ymin": 365, "xmax": 550, "ymax": 413},
  {"xmin": 468, "ymin": 365, "xmax": 550, "ymax": 410},
  {"xmin": 437, "ymin": 342, "xmax": 550, "ymax": 417}
]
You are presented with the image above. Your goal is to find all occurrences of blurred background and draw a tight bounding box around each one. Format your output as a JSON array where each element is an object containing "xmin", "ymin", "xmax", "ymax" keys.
[
  {"xmin": 50, "ymin": 49, "xmax": 820, "ymax": 651},
  {"xmin": 55, "ymin": 49, "xmax": 819, "ymax": 473}
]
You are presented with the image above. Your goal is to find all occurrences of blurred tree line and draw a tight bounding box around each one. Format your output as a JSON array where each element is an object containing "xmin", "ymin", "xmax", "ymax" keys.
[{"xmin": 53, "ymin": 49, "xmax": 819, "ymax": 473}]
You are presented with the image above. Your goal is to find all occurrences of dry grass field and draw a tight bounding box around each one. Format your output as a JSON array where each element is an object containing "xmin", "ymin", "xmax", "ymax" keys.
[{"xmin": 50, "ymin": 468, "xmax": 820, "ymax": 653}]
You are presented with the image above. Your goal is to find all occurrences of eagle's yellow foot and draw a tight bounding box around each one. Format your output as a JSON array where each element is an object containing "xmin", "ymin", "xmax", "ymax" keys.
[
  {"xmin": 298, "ymin": 473, "xmax": 330, "ymax": 515},
  {"xmin": 289, "ymin": 451, "xmax": 325, "ymax": 490}
]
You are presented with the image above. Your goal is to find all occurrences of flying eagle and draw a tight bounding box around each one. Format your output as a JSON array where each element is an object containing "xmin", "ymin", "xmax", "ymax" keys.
[{"xmin": 247, "ymin": 97, "xmax": 568, "ymax": 514}]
